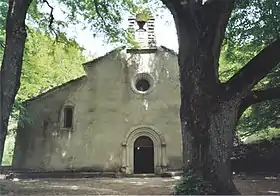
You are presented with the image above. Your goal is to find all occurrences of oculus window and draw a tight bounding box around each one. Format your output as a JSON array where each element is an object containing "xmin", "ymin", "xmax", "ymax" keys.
[
  {"xmin": 131, "ymin": 73, "xmax": 154, "ymax": 94},
  {"xmin": 136, "ymin": 78, "xmax": 151, "ymax": 92}
]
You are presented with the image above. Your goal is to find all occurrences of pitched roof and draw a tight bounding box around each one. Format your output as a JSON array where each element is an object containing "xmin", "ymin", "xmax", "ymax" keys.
[
  {"xmin": 82, "ymin": 46, "xmax": 126, "ymax": 67},
  {"xmin": 24, "ymin": 76, "xmax": 86, "ymax": 104},
  {"xmin": 24, "ymin": 45, "xmax": 177, "ymax": 104},
  {"xmin": 82, "ymin": 45, "xmax": 177, "ymax": 67},
  {"xmin": 160, "ymin": 46, "xmax": 178, "ymax": 56}
]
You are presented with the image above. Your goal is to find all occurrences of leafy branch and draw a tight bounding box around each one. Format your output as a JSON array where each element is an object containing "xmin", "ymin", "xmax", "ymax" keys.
[{"xmin": 42, "ymin": 0, "xmax": 54, "ymax": 29}]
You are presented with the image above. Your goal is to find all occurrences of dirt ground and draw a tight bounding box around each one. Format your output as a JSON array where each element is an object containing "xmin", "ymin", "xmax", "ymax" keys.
[{"xmin": 0, "ymin": 174, "xmax": 280, "ymax": 195}]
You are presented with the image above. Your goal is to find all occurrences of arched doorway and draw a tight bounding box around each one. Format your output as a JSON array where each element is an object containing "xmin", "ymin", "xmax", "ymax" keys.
[
  {"xmin": 121, "ymin": 126, "xmax": 167, "ymax": 174},
  {"xmin": 133, "ymin": 136, "xmax": 154, "ymax": 174}
]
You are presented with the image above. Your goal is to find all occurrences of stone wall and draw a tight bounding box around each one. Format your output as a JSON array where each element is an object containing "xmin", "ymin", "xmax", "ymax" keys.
[{"xmin": 12, "ymin": 47, "xmax": 182, "ymax": 172}]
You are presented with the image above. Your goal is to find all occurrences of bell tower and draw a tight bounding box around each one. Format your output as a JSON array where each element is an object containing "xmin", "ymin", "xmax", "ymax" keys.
[{"xmin": 127, "ymin": 14, "xmax": 156, "ymax": 49}]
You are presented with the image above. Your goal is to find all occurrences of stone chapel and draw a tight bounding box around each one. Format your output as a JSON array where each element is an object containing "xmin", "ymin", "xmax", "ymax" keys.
[{"xmin": 12, "ymin": 15, "xmax": 182, "ymax": 174}]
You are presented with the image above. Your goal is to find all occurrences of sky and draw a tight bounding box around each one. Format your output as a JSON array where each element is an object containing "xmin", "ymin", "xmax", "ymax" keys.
[{"xmin": 40, "ymin": 1, "xmax": 179, "ymax": 59}]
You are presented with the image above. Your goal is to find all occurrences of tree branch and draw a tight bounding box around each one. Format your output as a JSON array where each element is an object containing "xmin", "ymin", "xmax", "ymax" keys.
[
  {"xmin": 0, "ymin": 40, "xmax": 4, "ymax": 49},
  {"xmin": 196, "ymin": 0, "xmax": 235, "ymax": 81},
  {"xmin": 237, "ymin": 86, "xmax": 280, "ymax": 119},
  {"xmin": 225, "ymin": 39, "xmax": 280, "ymax": 95},
  {"xmin": 93, "ymin": 0, "xmax": 106, "ymax": 24},
  {"xmin": 161, "ymin": 0, "xmax": 202, "ymax": 33},
  {"xmin": 42, "ymin": 0, "xmax": 54, "ymax": 29},
  {"xmin": 42, "ymin": 0, "xmax": 61, "ymax": 40},
  {"xmin": 200, "ymin": 0, "xmax": 235, "ymax": 62},
  {"xmin": 93, "ymin": 0, "xmax": 114, "ymax": 35}
]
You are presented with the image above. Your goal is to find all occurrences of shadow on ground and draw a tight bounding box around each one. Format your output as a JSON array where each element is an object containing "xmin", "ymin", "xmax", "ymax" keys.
[{"xmin": 1, "ymin": 175, "xmax": 280, "ymax": 195}]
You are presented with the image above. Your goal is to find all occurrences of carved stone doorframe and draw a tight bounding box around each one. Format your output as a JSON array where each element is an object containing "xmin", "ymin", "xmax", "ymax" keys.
[{"xmin": 121, "ymin": 126, "xmax": 167, "ymax": 174}]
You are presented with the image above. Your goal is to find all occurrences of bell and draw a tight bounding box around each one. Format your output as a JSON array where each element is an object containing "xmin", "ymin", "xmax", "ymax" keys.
[{"xmin": 136, "ymin": 20, "xmax": 146, "ymax": 30}]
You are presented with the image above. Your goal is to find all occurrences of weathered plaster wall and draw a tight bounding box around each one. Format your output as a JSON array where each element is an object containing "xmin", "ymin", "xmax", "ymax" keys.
[{"xmin": 12, "ymin": 47, "xmax": 182, "ymax": 172}]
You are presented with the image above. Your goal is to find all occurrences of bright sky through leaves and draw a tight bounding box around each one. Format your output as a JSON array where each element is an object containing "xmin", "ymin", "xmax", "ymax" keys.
[{"xmin": 39, "ymin": 0, "xmax": 178, "ymax": 58}]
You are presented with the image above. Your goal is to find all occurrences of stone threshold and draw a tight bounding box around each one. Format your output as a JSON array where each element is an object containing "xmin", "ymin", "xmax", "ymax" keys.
[{"xmin": 0, "ymin": 168, "xmax": 183, "ymax": 180}]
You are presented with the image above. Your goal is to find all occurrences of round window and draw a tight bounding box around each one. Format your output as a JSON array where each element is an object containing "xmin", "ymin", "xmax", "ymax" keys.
[
  {"xmin": 131, "ymin": 73, "xmax": 154, "ymax": 94},
  {"xmin": 135, "ymin": 78, "xmax": 151, "ymax": 92}
]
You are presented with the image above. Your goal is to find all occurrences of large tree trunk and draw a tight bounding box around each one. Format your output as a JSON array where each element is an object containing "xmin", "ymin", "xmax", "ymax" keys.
[
  {"xmin": 0, "ymin": 0, "xmax": 32, "ymax": 165},
  {"xmin": 181, "ymin": 94, "xmax": 241, "ymax": 194},
  {"xmin": 167, "ymin": 1, "xmax": 241, "ymax": 193},
  {"xmin": 178, "ymin": 34, "xmax": 241, "ymax": 194},
  {"xmin": 178, "ymin": 32, "xmax": 280, "ymax": 195}
]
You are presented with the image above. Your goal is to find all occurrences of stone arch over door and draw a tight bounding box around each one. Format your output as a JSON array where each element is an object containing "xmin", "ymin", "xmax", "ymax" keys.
[{"xmin": 121, "ymin": 126, "xmax": 167, "ymax": 174}]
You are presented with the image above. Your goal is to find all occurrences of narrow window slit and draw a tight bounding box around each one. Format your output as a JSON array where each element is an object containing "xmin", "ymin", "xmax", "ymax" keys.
[{"xmin": 64, "ymin": 107, "xmax": 73, "ymax": 128}]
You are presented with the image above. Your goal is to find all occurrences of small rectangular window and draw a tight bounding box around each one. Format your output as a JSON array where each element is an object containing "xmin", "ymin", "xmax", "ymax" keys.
[{"xmin": 64, "ymin": 107, "xmax": 73, "ymax": 128}]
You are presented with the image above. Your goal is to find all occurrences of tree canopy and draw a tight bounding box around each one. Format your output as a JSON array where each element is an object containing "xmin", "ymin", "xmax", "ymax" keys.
[{"xmin": 219, "ymin": 0, "xmax": 280, "ymax": 140}]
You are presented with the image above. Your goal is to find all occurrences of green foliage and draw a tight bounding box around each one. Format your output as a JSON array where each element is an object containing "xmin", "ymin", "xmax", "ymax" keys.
[
  {"xmin": 219, "ymin": 0, "xmax": 280, "ymax": 141},
  {"xmin": 2, "ymin": 132, "xmax": 16, "ymax": 165},
  {"xmin": 222, "ymin": 0, "xmax": 280, "ymax": 81},
  {"xmin": 242, "ymin": 127, "xmax": 280, "ymax": 144},
  {"xmin": 1, "ymin": 21, "xmax": 86, "ymax": 164},
  {"xmin": 17, "ymin": 28, "xmax": 86, "ymax": 101},
  {"xmin": 0, "ymin": 0, "xmax": 7, "ymax": 55},
  {"xmin": 135, "ymin": 8, "xmax": 153, "ymax": 21},
  {"xmin": 125, "ymin": 29, "xmax": 141, "ymax": 48},
  {"xmin": 237, "ymin": 64, "xmax": 280, "ymax": 140},
  {"xmin": 7, "ymin": 28, "xmax": 86, "ymax": 129},
  {"xmin": 227, "ymin": 0, "xmax": 280, "ymax": 47},
  {"xmin": 174, "ymin": 169, "xmax": 214, "ymax": 195},
  {"xmin": 1, "ymin": 26, "xmax": 86, "ymax": 108}
]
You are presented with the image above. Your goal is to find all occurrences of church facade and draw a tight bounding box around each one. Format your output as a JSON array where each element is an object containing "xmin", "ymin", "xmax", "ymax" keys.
[{"xmin": 12, "ymin": 16, "xmax": 182, "ymax": 174}]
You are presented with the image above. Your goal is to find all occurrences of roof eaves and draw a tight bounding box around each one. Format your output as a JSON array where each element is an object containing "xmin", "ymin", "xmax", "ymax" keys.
[
  {"xmin": 24, "ymin": 75, "xmax": 86, "ymax": 104},
  {"xmin": 82, "ymin": 46, "xmax": 126, "ymax": 67},
  {"xmin": 160, "ymin": 45, "xmax": 178, "ymax": 56}
]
